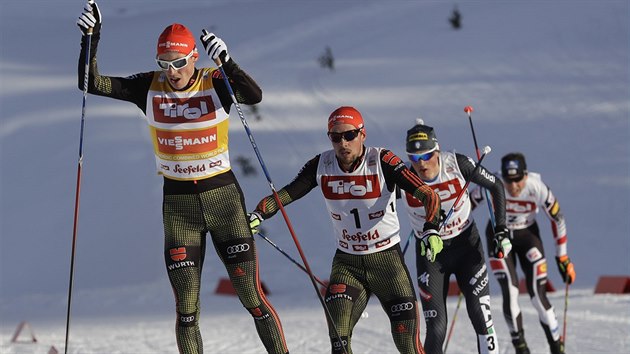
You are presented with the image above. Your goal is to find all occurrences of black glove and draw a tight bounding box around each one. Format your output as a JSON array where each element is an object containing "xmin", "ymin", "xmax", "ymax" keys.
[
  {"xmin": 200, "ymin": 30, "xmax": 230, "ymax": 65},
  {"xmin": 77, "ymin": 1, "xmax": 102, "ymax": 36},
  {"xmin": 491, "ymin": 225, "xmax": 512, "ymax": 259}
]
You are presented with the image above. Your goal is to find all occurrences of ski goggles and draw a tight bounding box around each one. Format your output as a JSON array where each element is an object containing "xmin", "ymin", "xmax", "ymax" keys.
[
  {"xmin": 327, "ymin": 128, "xmax": 362, "ymax": 143},
  {"xmin": 156, "ymin": 50, "xmax": 195, "ymax": 71},
  {"xmin": 408, "ymin": 150, "xmax": 435, "ymax": 162}
]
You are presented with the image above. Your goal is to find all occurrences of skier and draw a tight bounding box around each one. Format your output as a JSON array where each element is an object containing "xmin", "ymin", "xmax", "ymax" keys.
[
  {"xmin": 401, "ymin": 119, "xmax": 511, "ymax": 354},
  {"xmin": 249, "ymin": 106, "xmax": 443, "ymax": 354},
  {"xmin": 76, "ymin": 2, "xmax": 288, "ymax": 353},
  {"xmin": 471, "ymin": 152, "xmax": 575, "ymax": 354}
]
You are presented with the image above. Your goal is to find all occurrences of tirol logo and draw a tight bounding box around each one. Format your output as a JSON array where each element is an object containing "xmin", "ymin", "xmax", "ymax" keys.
[
  {"xmin": 153, "ymin": 96, "xmax": 217, "ymax": 123},
  {"xmin": 321, "ymin": 175, "xmax": 381, "ymax": 200},
  {"xmin": 156, "ymin": 127, "xmax": 218, "ymax": 154},
  {"xmin": 405, "ymin": 178, "xmax": 463, "ymax": 207},
  {"xmin": 170, "ymin": 247, "xmax": 187, "ymax": 262},
  {"xmin": 506, "ymin": 199, "xmax": 536, "ymax": 214}
]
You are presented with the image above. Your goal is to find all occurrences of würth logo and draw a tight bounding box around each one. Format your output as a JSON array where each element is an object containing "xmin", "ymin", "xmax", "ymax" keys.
[
  {"xmin": 170, "ymin": 247, "xmax": 187, "ymax": 262},
  {"xmin": 329, "ymin": 283, "xmax": 347, "ymax": 294},
  {"xmin": 321, "ymin": 175, "xmax": 381, "ymax": 200},
  {"xmin": 152, "ymin": 96, "xmax": 217, "ymax": 123}
]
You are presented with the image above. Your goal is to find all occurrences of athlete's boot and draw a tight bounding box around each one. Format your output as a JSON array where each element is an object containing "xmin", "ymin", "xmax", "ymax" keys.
[
  {"xmin": 549, "ymin": 339, "xmax": 565, "ymax": 354},
  {"xmin": 511, "ymin": 330, "xmax": 530, "ymax": 354}
]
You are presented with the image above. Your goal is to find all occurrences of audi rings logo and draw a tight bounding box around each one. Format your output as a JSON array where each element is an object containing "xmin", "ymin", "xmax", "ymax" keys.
[
  {"xmin": 391, "ymin": 302, "xmax": 414, "ymax": 312},
  {"xmin": 180, "ymin": 315, "xmax": 195, "ymax": 323},
  {"xmin": 423, "ymin": 310, "xmax": 438, "ymax": 318},
  {"xmin": 227, "ymin": 243, "xmax": 250, "ymax": 254}
]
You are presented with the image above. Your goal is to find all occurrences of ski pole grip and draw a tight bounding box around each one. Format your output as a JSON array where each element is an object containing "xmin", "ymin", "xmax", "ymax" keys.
[
  {"xmin": 200, "ymin": 29, "xmax": 223, "ymax": 67},
  {"xmin": 86, "ymin": 0, "xmax": 95, "ymax": 35}
]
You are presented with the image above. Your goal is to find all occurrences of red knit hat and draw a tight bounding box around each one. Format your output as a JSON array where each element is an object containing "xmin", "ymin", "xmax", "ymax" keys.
[
  {"xmin": 327, "ymin": 106, "xmax": 364, "ymax": 131},
  {"xmin": 157, "ymin": 23, "xmax": 198, "ymax": 57}
]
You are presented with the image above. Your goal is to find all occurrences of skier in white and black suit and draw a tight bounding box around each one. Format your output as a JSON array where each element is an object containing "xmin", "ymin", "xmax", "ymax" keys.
[
  {"xmin": 401, "ymin": 119, "xmax": 512, "ymax": 354},
  {"xmin": 76, "ymin": 2, "xmax": 288, "ymax": 353},
  {"xmin": 471, "ymin": 152, "xmax": 575, "ymax": 354},
  {"xmin": 250, "ymin": 106, "xmax": 444, "ymax": 354}
]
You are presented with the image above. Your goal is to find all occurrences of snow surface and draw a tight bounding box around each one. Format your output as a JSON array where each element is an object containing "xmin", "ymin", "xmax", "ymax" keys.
[{"xmin": 1, "ymin": 0, "xmax": 629, "ymax": 353}]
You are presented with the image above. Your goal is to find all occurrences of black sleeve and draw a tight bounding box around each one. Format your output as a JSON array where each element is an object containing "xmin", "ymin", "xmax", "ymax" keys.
[
  {"xmin": 212, "ymin": 58, "xmax": 262, "ymax": 113},
  {"xmin": 254, "ymin": 155, "xmax": 320, "ymax": 219},
  {"xmin": 380, "ymin": 149, "xmax": 441, "ymax": 229},
  {"xmin": 78, "ymin": 33, "xmax": 152, "ymax": 113},
  {"xmin": 455, "ymin": 153, "xmax": 506, "ymax": 228}
]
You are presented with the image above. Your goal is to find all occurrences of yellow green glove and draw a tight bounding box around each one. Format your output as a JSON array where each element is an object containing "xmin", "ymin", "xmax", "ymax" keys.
[
  {"xmin": 418, "ymin": 229, "xmax": 443, "ymax": 262},
  {"xmin": 247, "ymin": 212, "xmax": 263, "ymax": 235}
]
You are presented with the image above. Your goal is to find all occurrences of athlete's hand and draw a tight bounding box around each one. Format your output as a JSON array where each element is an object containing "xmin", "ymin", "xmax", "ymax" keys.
[
  {"xmin": 418, "ymin": 229, "xmax": 443, "ymax": 262},
  {"xmin": 200, "ymin": 30, "xmax": 230, "ymax": 65},
  {"xmin": 77, "ymin": 0, "xmax": 101, "ymax": 36},
  {"xmin": 492, "ymin": 226, "xmax": 512, "ymax": 259},
  {"xmin": 556, "ymin": 255, "xmax": 575, "ymax": 284},
  {"xmin": 248, "ymin": 212, "xmax": 263, "ymax": 235}
]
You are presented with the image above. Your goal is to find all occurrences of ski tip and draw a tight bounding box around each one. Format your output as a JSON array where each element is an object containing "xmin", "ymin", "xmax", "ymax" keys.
[{"xmin": 464, "ymin": 106, "xmax": 474, "ymax": 113}]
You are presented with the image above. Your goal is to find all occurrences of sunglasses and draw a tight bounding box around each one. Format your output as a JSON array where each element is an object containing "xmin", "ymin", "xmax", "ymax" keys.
[
  {"xmin": 156, "ymin": 50, "xmax": 195, "ymax": 71},
  {"xmin": 503, "ymin": 175, "xmax": 524, "ymax": 183},
  {"xmin": 408, "ymin": 151, "xmax": 435, "ymax": 162},
  {"xmin": 328, "ymin": 128, "xmax": 362, "ymax": 143}
]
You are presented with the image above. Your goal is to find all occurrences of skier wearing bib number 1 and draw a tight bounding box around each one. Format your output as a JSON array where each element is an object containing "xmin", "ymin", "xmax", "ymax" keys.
[
  {"xmin": 249, "ymin": 106, "xmax": 443, "ymax": 354},
  {"xmin": 401, "ymin": 119, "xmax": 511, "ymax": 354}
]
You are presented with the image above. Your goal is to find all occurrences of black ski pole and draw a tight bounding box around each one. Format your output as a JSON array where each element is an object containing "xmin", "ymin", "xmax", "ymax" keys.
[
  {"xmin": 65, "ymin": 1, "xmax": 94, "ymax": 352},
  {"xmin": 464, "ymin": 106, "xmax": 497, "ymax": 226},
  {"xmin": 256, "ymin": 232, "xmax": 328, "ymax": 288},
  {"xmin": 203, "ymin": 29, "xmax": 346, "ymax": 353}
]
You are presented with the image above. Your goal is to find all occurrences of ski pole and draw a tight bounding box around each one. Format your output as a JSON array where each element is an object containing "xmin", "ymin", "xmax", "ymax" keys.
[
  {"xmin": 204, "ymin": 29, "xmax": 346, "ymax": 354},
  {"xmin": 256, "ymin": 232, "xmax": 328, "ymax": 288},
  {"xmin": 402, "ymin": 146, "xmax": 492, "ymax": 255},
  {"xmin": 401, "ymin": 230, "xmax": 414, "ymax": 255},
  {"xmin": 561, "ymin": 279, "xmax": 570, "ymax": 344},
  {"xmin": 443, "ymin": 291, "xmax": 464, "ymax": 353},
  {"xmin": 464, "ymin": 106, "xmax": 497, "ymax": 227},
  {"xmin": 65, "ymin": 2, "xmax": 94, "ymax": 352}
]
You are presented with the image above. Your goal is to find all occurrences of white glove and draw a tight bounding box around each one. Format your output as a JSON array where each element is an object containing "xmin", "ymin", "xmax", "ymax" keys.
[
  {"xmin": 200, "ymin": 30, "xmax": 230, "ymax": 64},
  {"xmin": 77, "ymin": 1, "xmax": 101, "ymax": 35}
]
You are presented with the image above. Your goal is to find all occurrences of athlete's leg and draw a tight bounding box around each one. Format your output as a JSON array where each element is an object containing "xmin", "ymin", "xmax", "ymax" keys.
[
  {"xmin": 416, "ymin": 240, "xmax": 448, "ymax": 354},
  {"xmin": 202, "ymin": 183, "xmax": 288, "ymax": 354},
  {"xmin": 485, "ymin": 222, "xmax": 528, "ymax": 353},
  {"xmin": 457, "ymin": 226, "xmax": 498, "ymax": 354},
  {"xmin": 163, "ymin": 193, "xmax": 206, "ymax": 354},
  {"xmin": 369, "ymin": 245, "xmax": 424, "ymax": 354},
  {"xmin": 518, "ymin": 225, "xmax": 562, "ymax": 352},
  {"xmin": 326, "ymin": 250, "xmax": 370, "ymax": 354}
]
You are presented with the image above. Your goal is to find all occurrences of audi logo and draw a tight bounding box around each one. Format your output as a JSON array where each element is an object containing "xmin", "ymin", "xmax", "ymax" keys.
[
  {"xmin": 423, "ymin": 310, "xmax": 438, "ymax": 318},
  {"xmin": 227, "ymin": 244, "xmax": 250, "ymax": 254},
  {"xmin": 391, "ymin": 302, "xmax": 414, "ymax": 312},
  {"xmin": 180, "ymin": 315, "xmax": 195, "ymax": 323}
]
